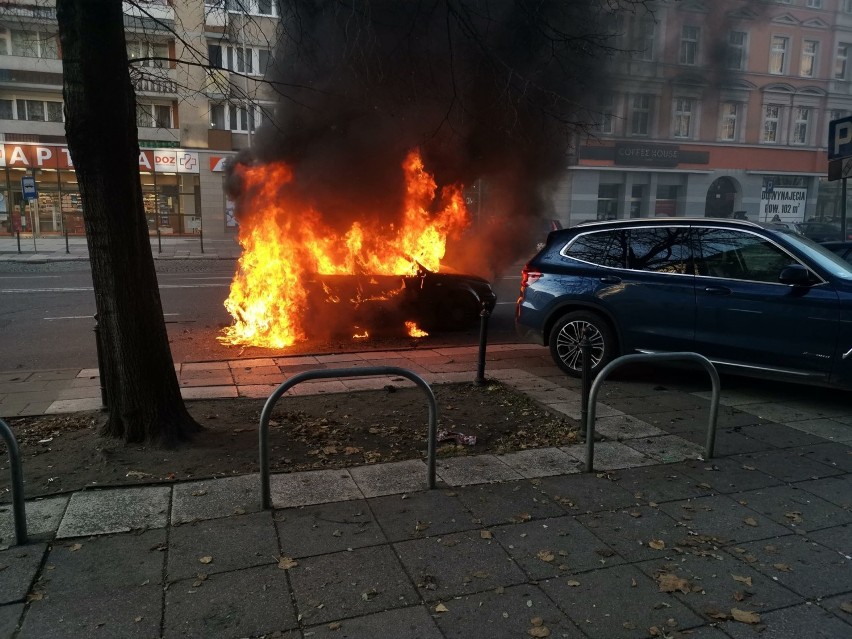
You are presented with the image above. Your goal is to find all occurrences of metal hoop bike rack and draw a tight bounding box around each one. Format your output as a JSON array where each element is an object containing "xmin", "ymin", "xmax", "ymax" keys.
[
  {"xmin": 1, "ymin": 417, "xmax": 27, "ymax": 545},
  {"xmin": 584, "ymin": 352, "xmax": 721, "ymax": 473},
  {"xmin": 259, "ymin": 366, "xmax": 438, "ymax": 509}
]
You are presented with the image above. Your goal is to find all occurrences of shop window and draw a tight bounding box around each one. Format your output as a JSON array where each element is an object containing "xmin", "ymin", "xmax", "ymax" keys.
[
  {"xmin": 655, "ymin": 185, "xmax": 679, "ymax": 217},
  {"xmin": 597, "ymin": 184, "xmax": 620, "ymax": 220},
  {"xmin": 629, "ymin": 185, "xmax": 644, "ymax": 218}
]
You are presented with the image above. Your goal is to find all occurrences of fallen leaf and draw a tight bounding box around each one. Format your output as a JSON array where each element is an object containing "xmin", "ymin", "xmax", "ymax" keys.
[
  {"xmin": 480, "ymin": 530, "xmax": 493, "ymax": 539},
  {"xmin": 527, "ymin": 625, "xmax": 550, "ymax": 638},
  {"xmin": 328, "ymin": 622, "xmax": 341, "ymax": 630},
  {"xmin": 199, "ymin": 556, "xmax": 213, "ymax": 564},
  {"xmin": 839, "ymin": 601, "xmax": 852, "ymax": 614},
  {"xmin": 623, "ymin": 621, "xmax": 636, "ymax": 629},
  {"xmin": 656, "ymin": 573, "xmax": 691, "ymax": 594},
  {"xmin": 706, "ymin": 609, "xmax": 729, "ymax": 620},
  {"xmin": 773, "ymin": 563, "xmax": 792, "ymax": 572},
  {"xmin": 537, "ymin": 550, "xmax": 556, "ymax": 563},
  {"xmin": 134, "ymin": 616, "xmax": 143, "ymax": 622},
  {"xmin": 785, "ymin": 511, "xmax": 803, "ymax": 523},
  {"xmin": 434, "ymin": 603, "xmax": 449, "ymax": 613},
  {"xmin": 731, "ymin": 608, "xmax": 760, "ymax": 624},
  {"xmin": 414, "ymin": 521, "xmax": 430, "ymax": 532},
  {"xmin": 530, "ymin": 617, "xmax": 544, "ymax": 626},
  {"xmin": 278, "ymin": 556, "xmax": 298, "ymax": 570},
  {"xmin": 743, "ymin": 517, "xmax": 758, "ymax": 527},
  {"xmin": 732, "ymin": 574, "xmax": 753, "ymax": 587},
  {"xmin": 649, "ymin": 539, "xmax": 666, "ymax": 550},
  {"xmin": 472, "ymin": 570, "xmax": 489, "ymax": 579},
  {"xmin": 565, "ymin": 580, "xmax": 580, "ymax": 587},
  {"xmin": 69, "ymin": 543, "xmax": 82, "ymax": 552},
  {"xmin": 514, "ymin": 513, "xmax": 533, "ymax": 523},
  {"xmin": 191, "ymin": 490, "xmax": 208, "ymax": 497}
]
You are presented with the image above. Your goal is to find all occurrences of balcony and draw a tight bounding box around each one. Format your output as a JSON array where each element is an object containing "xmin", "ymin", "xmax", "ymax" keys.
[
  {"xmin": 132, "ymin": 71, "xmax": 178, "ymax": 96},
  {"xmin": 204, "ymin": 69, "xmax": 230, "ymax": 97}
]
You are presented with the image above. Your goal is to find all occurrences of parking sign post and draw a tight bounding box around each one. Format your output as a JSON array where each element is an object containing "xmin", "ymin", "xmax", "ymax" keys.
[{"xmin": 828, "ymin": 116, "xmax": 852, "ymax": 239}]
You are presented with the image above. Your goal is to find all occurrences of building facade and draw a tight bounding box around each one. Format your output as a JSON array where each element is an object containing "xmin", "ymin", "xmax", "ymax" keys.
[
  {"xmin": 0, "ymin": 0, "xmax": 279, "ymax": 239},
  {"xmin": 556, "ymin": 0, "xmax": 852, "ymax": 226}
]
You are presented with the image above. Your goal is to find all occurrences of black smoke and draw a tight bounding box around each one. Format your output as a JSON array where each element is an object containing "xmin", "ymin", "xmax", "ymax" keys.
[{"xmin": 237, "ymin": 0, "xmax": 633, "ymax": 275}]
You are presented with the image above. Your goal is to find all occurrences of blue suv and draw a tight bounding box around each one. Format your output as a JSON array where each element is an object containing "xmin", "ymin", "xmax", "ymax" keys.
[{"xmin": 515, "ymin": 217, "xmax": 852, "ymax": 387}]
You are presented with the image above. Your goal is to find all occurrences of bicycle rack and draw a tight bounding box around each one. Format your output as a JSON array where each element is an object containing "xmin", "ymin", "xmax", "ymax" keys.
[
  {"xmin": 259, "ymin": 366, "xmax": 438, "ymax": 509},
  {"xmin": 0, "ymin": 418, "xmax": 28, "ymax": 545},
  {"xmin": 584, "ymin": 352, "xmax": 721, "ymax": 473}
]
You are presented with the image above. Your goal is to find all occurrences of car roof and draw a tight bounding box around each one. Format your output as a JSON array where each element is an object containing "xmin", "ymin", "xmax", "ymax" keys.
[{"xmin": 565, "ymin": 217, "xmax": 770, "ymax": 232}]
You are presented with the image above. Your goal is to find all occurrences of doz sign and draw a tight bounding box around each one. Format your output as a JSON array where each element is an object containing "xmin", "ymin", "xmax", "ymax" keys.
[
  {"xmin": 152, "ymin": 150, "xmax": 200, "ymax": 174},
  {"xmin": 829, "ymin": 116, "xmax": 852, "ymax": 160}
]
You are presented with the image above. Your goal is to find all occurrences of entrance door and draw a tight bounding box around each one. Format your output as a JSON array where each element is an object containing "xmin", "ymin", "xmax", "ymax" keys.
[{"xmin": 705, "ymin": 177, "xmax": 737, "ymax": 218}]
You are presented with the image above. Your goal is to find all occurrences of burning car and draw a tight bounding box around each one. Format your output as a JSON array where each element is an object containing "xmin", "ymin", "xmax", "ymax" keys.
[{"xmin": 219, "ymin": 149, "xmax": 495, "ymax": 349}]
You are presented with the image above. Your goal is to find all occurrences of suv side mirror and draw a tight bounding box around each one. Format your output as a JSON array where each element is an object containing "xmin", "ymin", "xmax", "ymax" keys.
[{"xmin": 779, "ymin": 264, "xmax": 811, "ymax": 286}]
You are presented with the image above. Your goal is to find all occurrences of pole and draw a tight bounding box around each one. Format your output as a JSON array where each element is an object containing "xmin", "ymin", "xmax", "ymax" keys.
[
  {"xmin": 474, "ymin": 303, "xmax": 491, "ymax": 385},
  {"xmin": 157, "ymin": 227, "xmax": 162, "ymax": 254},
  {"xmin": 65, "ymin": 227, "xmax": 70, "ymax": 254},
  {"xmin": 580, "ymin": 328, "xmax": 593, "ymax": 471},
  {"xmin": 16, "ymin": 230, "xmax": 21, "ymax": 253},
  {"xmin": 199, "ymin": 227, "xmax": 204, "ymax": 254},
  {"xmin": 843, "ymin": 177, "xmax": 848, "ymax": 240}
]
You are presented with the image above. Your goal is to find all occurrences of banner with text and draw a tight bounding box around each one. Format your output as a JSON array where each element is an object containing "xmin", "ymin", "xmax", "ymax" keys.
[{"xmin": 760, "ymin": 187, "xmax": 807, "ymax": 222}]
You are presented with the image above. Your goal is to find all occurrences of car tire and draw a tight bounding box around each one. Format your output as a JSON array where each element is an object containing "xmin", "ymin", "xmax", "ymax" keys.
[{"xmin": 548, "ymin": 311, "xmax": 616, "ymax": 378}]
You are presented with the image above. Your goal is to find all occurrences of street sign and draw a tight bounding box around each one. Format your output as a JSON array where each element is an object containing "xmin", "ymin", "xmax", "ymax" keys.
[
  {"xmin": 21, "ymin": 175, "xmax": 36, "ymax": 200},
  {"xmin": 829, "ymin": 116, "xmax": 852, "ymax": 160}
]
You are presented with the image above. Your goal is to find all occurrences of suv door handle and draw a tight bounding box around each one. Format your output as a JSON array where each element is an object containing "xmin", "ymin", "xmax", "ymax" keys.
[
  {"xmin": 704, "ymin": 286, "xmax": 731, "ymax": 295},
  {"xmin": 599, "ymin": 276, "xmax": 621, "ymax": 284}
]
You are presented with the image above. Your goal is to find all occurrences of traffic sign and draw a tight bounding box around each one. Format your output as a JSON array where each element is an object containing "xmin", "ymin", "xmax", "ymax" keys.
[
  {"xmin": 21, "ymin": 175, "xmax": 36, "ymax": 200},
  {"xmin": 829, "ymin": 116, "xmax": 852, "ymax": 160}
]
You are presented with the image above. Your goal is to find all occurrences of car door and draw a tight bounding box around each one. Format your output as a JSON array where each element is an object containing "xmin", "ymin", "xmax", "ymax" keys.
[
  {"xmin": 570, "ymin": 226, "xmax": 696, "ymax": 353},
  {"xmin": 693, "ymin": 226, "xmax": 839, "ymax": 377}
]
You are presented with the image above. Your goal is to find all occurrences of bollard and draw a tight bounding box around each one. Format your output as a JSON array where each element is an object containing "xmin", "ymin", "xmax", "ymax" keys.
[
  {"xmin": 199, "ymin": 228, "xmax": 204, "ymax": 254},
  {"xmin": 0, "ymin": 418, "xmax": 28, "ymax": 545},
  {"xmin": 474, "ymin": 303, "xmax": 491, "ymax": 385},
  {"xmin": 65, "ymin": 228, "xmax": 70, "ymax": 254},
  {"xmin": 157, "ymin": 228, "xmax": 162, "ymax": 254},
  {"xmin": 16, "ymin": 230, "xmax": 21, "ymax": 253},
  {"xmin": 579, "ymin": 327, "xmax": 592, "ymax": 442},
  {"xmin": 93, "ymin": 313, "xmax": 108, "ymax": 409}
]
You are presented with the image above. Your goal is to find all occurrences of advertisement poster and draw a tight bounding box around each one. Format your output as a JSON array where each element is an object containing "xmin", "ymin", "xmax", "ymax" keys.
[{"xmin": 760, "ymin": 187, "xmax": 807, "ymax": 221}]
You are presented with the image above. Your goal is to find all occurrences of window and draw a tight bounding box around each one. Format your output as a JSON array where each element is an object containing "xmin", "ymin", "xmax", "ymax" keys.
[
  {"xmin": 801, "ymin": 40, "xmax": 818, "ymax": 78},
  {"xmin": 136, "ymin": 103, "xmax": 172, "ymax": 128},
  {"xmin": 696, "ymin": 228, "xmax": 798, "ymax": 284},
  {"xmin": 792, "ymin": 107, "xmax": 810, "ymax": 145},
  {"xmin": 655, "ymin": 185, "xmax": 679, "ymax": 216},
  {"xmin": 845, "ymin": 0, "xmax": 852, "ymax": 13},
  {"xmin": 719, "ymin": 102, "xmax": 739, "ymax": 141},
  {"xmin": 673, "ymin": 98, "xmax": 694, "ymax": 138},
  {"xmin": 628, "ymin": 228, "xmax": 691, "ymax": 274},
  {"xmin": 46, "ymin": 101, "xmax": 62, "ymax": 122},
  {"xmin": 769, "ymin": 36, "xmax": 788, "ymax": 74},
  {"xmin": 763, "ymin": 105, "xmax": 781, "ymax": 143},
  {"xmin": 597, "ymin": 184, "xmax": 620, "ymax": 220},
  {"xmin": 836, "ymin": 45, "xmax": 849, "ymax": 79},
  {"xmin": 8, "ymin": 30, "xmax": 57, "ymax": 58},
  {"xmin": 220, "ymin": 0, "xmax": 279, "ymax": 16},
  {"xmin": 128, "ymin": 41, "xmax": 170, "ymax": 68},
  {"xmin": 564, "ymin": 230, "xmax": 626, "ymax": 268},
  {"xmin": 632, "ymin": 17, "xmax": 655, "ymax": 62},
  {"xmin": 0, "ymin": 99, "xmax": 12, "ymax": 119},
  {"xmin": 806, "ymin": 0, "xmax": 822, "ymax": 7},
  {"xmin": 727, "ymin": 31, "xmax": 747, "ymax": 70},
  {"xmin": 597, "ymin": 93, "xmax": 615, "ymax": 134},
  {"xmin": 210, "ymin": 102, "xmax": 263, "ymax": 132},
  {"xmin": 207, "ymin": 42, "xmax": 270, "ymax": 76},
  {"xmin": 631, "ymin": 94, "xmax": 651, "ymax": 136},
  {"xmin": 679, "ymin": 25, "xmax": 699, "ymax": 65}
]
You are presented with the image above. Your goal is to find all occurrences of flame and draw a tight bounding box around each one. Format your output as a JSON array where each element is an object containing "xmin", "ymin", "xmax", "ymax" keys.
[
  {"xmin": 406, "ymin": 321, "xmax": 428, "ymax": 338},
  {"xmin": 220, "ymin": 149, "xmax": 469, "ymax": 348}
]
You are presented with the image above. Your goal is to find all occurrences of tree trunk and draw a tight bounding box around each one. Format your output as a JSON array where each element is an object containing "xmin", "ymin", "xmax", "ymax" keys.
[{"xmin": 57, "ymin": 0, "xmax": 201, "ymax": 445}]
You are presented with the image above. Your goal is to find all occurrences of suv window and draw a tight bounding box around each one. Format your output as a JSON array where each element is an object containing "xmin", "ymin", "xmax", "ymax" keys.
[
  {"xmin": 628, "ymin": 227, "xmax": 691, "ymax": 273},
  {"xmin": 564, "ymin": 230, "xmax": 627, "ymax": 268},
  {"xmin": 695, "ymin": 227, "xmax": 797, "ymax": 283}
]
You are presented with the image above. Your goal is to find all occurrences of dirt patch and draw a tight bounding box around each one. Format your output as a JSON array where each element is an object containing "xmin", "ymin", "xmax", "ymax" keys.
[{"xmin": 1, "ymin": 382, "xmax": 580, "ymax": 501}]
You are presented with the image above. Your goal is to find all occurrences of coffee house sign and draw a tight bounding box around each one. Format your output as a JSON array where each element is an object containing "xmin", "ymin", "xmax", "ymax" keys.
[
  {"xmin": 615, "ymin": 143, "xmax": 679, "ymax": 167},
  {"xmin": 0, "ymin": 143, "xmax": 200, "ymax": 174}
]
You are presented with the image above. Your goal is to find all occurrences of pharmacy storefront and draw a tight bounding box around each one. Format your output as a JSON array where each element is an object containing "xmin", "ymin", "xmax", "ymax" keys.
[{"xmin": 0, "ymin": 143, "xmax": 234, "ymax": 238}]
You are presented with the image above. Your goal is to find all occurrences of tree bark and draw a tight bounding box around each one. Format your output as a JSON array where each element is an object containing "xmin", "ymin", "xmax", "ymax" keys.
[{"xmin": 57, "ymin": 0, "xmax": 201, "ymax": 445}]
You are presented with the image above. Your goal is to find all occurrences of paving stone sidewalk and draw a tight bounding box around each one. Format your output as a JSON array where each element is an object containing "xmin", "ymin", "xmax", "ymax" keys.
[{"xmin": 1, "ymin": 348, "xmax": 852, "ymax": 638}]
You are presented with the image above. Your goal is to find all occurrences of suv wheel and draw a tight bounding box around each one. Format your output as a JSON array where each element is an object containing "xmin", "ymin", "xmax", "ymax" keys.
[{"xmin": 548, "ymin": 311, "xmax": 616, "ymax": 377}]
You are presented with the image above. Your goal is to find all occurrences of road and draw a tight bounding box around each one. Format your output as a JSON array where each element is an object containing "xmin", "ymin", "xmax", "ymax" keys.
[{"xmin": 0, "ymin": 260, "xmax": 525, "ymax": 371}]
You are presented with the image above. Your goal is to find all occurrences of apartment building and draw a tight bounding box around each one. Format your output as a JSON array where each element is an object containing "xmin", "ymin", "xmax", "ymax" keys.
[
  {"xmin": 0, "ymin": 0, "xmax": 279, "ymax": 239},
  {"xmin": 556, "ymin": 0, "xmax": 852, "ymax": 225}
]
